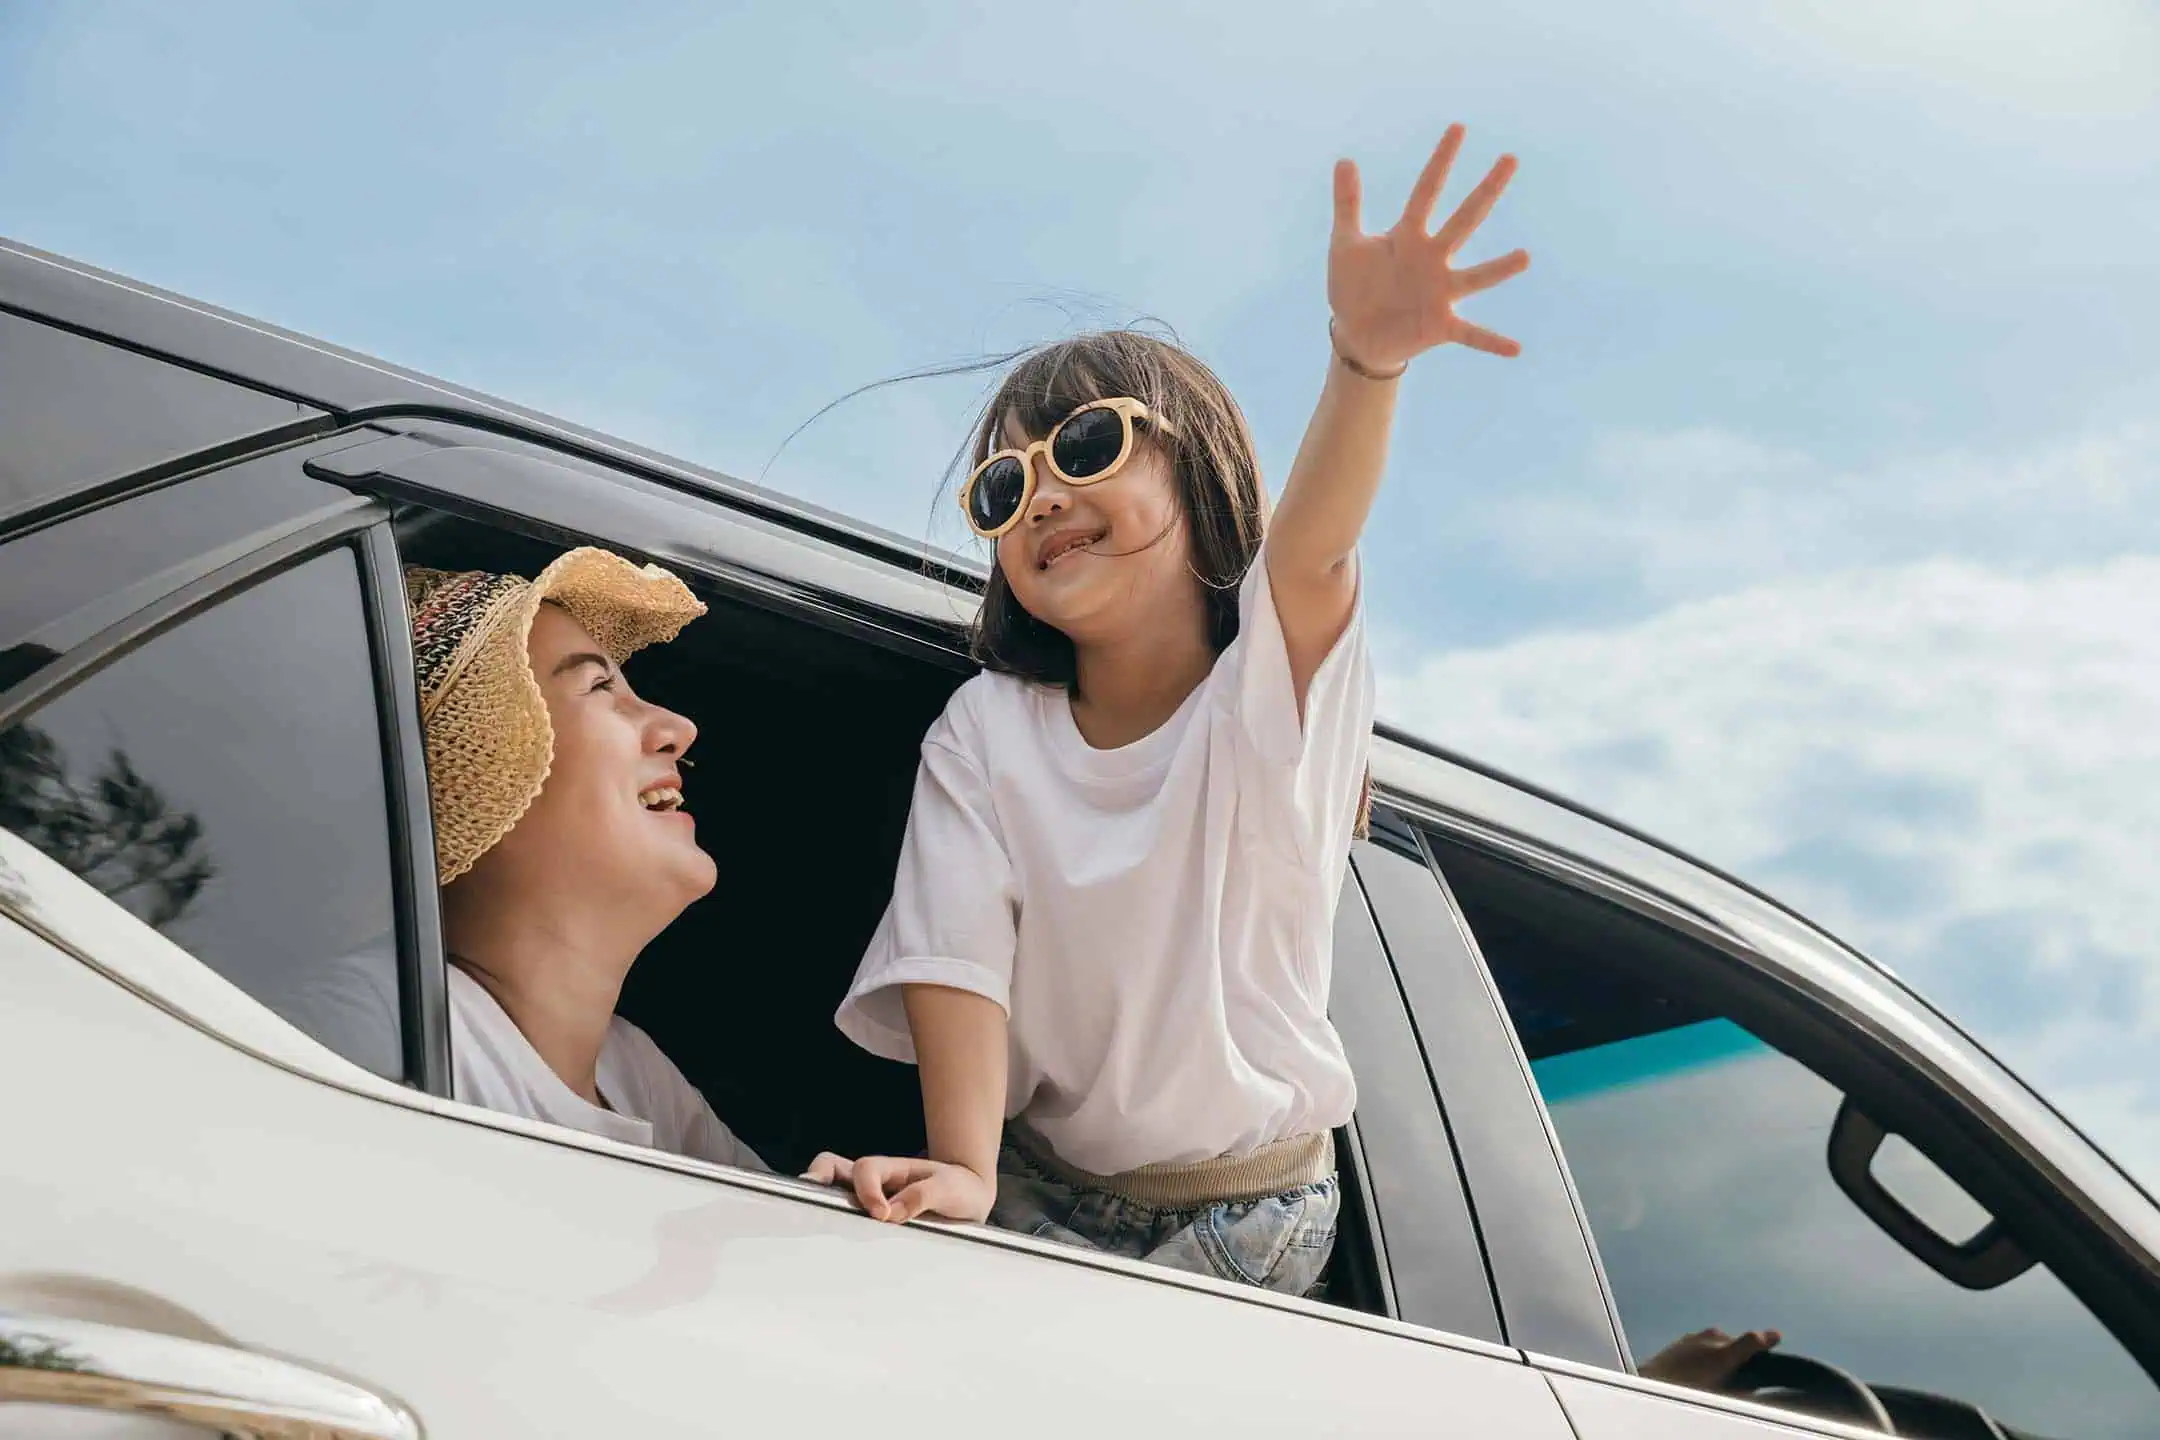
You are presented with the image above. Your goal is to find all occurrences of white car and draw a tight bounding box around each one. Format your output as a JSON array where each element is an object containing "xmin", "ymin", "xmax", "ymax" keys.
[{"xmin": 2, "ymin": 236, "xmax": 2156, "ymax": 1439}]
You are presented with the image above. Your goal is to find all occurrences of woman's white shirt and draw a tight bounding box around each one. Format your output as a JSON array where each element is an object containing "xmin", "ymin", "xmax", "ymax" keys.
[
  {"xmin": 449, "ymin": 965, "xmax": 768, "ymax": 1173},
  {"xmin": 836, "ymin": 546, "xmax": 1374, "ymax": 1175}
]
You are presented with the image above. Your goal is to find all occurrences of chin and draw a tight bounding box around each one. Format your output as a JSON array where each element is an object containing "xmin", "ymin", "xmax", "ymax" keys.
[
  {"xmin": 1011, "ymin": 574, "xmax": 1107, "ymax": 633},
  {"xmin": 608, "ymin": 835, "xmax": 717, "ymax": 917},
  {"xmin": 681, "ymin": 851, "xmax": 720, "ymax": 900}
]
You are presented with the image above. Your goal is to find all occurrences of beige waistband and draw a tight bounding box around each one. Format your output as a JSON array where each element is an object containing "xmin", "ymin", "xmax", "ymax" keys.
[{"xmin": 1007, "ymin": 1123, "xmax": 1336, "ymax": 1210}]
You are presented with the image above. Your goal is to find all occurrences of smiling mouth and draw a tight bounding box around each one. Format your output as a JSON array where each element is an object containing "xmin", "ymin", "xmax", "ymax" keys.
[
  {"xmin": 638, "ymin": 786, "xmax": 685, "ymax": 813},
  {"xmin": 1038, "ymin": 529, "xmax": 1105, "ymax": 571}
]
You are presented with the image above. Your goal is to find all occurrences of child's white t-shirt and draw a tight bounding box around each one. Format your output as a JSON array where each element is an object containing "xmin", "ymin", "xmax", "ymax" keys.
[
  {"xmin": 835, "ymin": 545, "xmax": 1374, "ymax": 1176},
  {"xmin": 449, "ymin": 965, "xmax": 769, "ymax": 1173}
]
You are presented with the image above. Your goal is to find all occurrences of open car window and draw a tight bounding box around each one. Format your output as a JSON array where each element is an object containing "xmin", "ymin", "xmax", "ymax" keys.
[
  {"xmin": 383, "ymin": 503, "xmax": 1427, "ymax": 1323},
  {"xmin": 1431, "ymin": 830, "xmax": 2157, "ymax": 1440}
]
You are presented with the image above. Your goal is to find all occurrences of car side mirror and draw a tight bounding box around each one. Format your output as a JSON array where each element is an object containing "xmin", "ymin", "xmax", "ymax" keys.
[{"xmin": 1827, "ymin": 1097, "xmax": 2035, "ymax": 1290}]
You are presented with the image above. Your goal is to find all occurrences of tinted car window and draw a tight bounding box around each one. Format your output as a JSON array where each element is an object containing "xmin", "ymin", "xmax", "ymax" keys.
[
  {"xmin": 0, "ymin": 549, "xmax": 403, "ymax": 1077},
  {"xmin": 0, "ymin": 454, "xmax": 362, "ymax": 693},
  {"xmin": 0, "ymin": 310, "xmax": 318, "ymax": 521},
  {"xmin": 1446, "ymin": 838, "xmax": 2156, "ymax": 1440}
]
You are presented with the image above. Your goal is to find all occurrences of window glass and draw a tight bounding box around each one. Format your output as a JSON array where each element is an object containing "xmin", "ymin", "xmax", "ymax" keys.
[
  {"xmin": 1449, "ymin": 839, "xmax": 2156, "ymax": 1440},
  {"xmin": 0, "ymin": 549, "xmax": 403, "ymax": 1077},
  {"xmin": 0, "ymin": 310, "xmax": 317, "ymax": 520}
]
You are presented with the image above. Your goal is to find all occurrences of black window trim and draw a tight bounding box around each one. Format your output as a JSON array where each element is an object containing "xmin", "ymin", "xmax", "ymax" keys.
[
  {"xmin": 1340, "ymin": 837, "xmax": 1506, "ymax": 1343},
  {"xmin": 303, "ymin": 426, "xmax": 978, "ymax": 670},
  {"xmin": 1353, "ymin": 818, "xmax": 1628, "ymax": 1369},
  {"xmin": 0, "ymin": 499, "xmax": 382, "ymax": 732},
  {"xmin": 0, "ymin": 301, "xmax": 338, "ymax": 545},
  {"xmin": 357, "ymin": 522, "xmax": 450, "ymax": 1094},
  {"xmin": 0, "ymin": 409, "xmax": 339, "ymax": 547},
  {"xmin": 1334, "ymin": 1110, "xmax": 1399, "ymax": 1322}
]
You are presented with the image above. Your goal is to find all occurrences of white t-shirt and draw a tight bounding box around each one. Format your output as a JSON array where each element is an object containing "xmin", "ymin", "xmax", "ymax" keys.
[
  {"xmin": 836, "ymin": 545, "xmax": 1373, "ymax": 1175},
  {"xmin": 449, "ymin": 966, "xmax": 768, "ymax": 1173}
]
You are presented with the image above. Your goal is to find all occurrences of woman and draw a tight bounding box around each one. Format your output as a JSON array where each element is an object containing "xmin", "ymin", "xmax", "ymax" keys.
[{"xmin": 406, "ymin": 546, "xmax": 764, "ymax": 1171}]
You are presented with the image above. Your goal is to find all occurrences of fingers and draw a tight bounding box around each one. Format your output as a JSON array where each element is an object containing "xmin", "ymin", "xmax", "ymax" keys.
[
  {"xmin": 1447, "ymin": 319, "xmax": 1522, "ymax": 358},
  {"xmin": 884, "ymin": 1178, "xmax": 938, "ymax": 1225},
  {"xmin": 1454, "ymin": 248, "xmax": 1530, "ymax": 295},
  {"xmin": 1727, "ymin": 1330, "xmax": 1772, "ymax": 1363},
  {"xmin": 1434, "ymin": 153, "xmax": 1519, "ymax": 256},
  {"xmin": 1332, "ymin": 158, "xmax": 1363, "ymax": 240},
  {"xmin": 809, "ymin": 1157, "xmax": 994, "ymax": 1226},
  {"xmin": 849, "ymin": 1155, "xmax": 907, "ymax": 1221},
  {"xmin": 1399, "ymin": 125, "xmax": 1465, "ymax": 233},
  {"xmin": 801, "ymin": 1152, "xmax": 854, "ymax": 1186}
]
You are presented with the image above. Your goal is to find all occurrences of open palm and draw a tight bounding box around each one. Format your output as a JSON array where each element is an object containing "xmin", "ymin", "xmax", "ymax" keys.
[{"xmin": 1330, "ymin": 125, "xmax": 1529, "ymax": 368}]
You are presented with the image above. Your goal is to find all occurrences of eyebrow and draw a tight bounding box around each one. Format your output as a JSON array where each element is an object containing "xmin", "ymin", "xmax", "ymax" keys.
[{"xmin": 550, "ymin": 651, "xmax": 613, "ymax": 679}]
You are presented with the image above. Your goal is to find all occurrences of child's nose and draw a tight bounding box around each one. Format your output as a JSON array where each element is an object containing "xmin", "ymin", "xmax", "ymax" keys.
[{"xmin": 1024, "ymin": 462, "xmax": 1071, "ymax": 523}]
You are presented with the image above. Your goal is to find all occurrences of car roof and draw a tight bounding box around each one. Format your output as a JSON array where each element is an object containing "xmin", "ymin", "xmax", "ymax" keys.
[
  {"xmin": 7, "ymin": 233, "xmax": 2153, "ymax": 1232},
  {"xmin": 0, "ymin": 236, "xmax": 973, "ymax": 592}
]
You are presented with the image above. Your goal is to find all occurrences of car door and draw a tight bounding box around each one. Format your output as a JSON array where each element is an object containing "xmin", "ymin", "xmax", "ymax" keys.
[
  {"xmin": 1, "ymin": 421, "xmax": 1576, "ymax": 1435},
  {"xmin": 1355, "ymin": 791, "xmax": 2160, "ymax": 1440}
]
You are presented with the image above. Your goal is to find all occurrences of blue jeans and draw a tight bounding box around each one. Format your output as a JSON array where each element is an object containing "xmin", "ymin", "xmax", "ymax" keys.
[{"xmin": 989, "ymin": 1137, "xmax": 1341, "ymax": 1296}]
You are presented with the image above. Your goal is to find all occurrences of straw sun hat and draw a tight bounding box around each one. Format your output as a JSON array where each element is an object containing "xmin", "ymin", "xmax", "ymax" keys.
[{"xmin": 403, "ymin": 547, "xmax": 707, "ymax": 885}]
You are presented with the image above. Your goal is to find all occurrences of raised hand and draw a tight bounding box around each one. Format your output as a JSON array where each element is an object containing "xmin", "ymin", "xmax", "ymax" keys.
[
  {"xmin": 801, "ymin": 1151, "xmax": 995, "ymax": 1225},
  {"xmin": 1328, "ymin": 125, "xmax": 1530, "ymax": 370}
]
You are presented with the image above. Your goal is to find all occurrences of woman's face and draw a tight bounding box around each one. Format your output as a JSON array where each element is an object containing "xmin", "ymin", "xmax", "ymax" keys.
[
  {"xmin": 480, "ymin": 603, "xmax": 716, "ymax": 921},
  {"xmin": 991, "ymin": 409, "xmax": 1199, "ymax": 647}
]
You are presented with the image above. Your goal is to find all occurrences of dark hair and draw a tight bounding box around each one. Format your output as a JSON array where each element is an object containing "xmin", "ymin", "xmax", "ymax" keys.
[
  {"xmin": 967, "ymin": 330, "xmax": 1263, "ymax": 685},
  {"xmin": 965, "ymin": 330, "xmax": 1370, "ymax": 836}
]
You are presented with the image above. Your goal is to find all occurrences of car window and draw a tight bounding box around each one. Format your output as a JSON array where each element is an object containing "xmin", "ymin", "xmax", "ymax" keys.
[
  {"xmin": 1440, "ymin": 834, "xmax": 2156, "ymax": 1440},
  {"xmin": 0, "ymin": 548, "xmax": 404, "ymax": 1078}
]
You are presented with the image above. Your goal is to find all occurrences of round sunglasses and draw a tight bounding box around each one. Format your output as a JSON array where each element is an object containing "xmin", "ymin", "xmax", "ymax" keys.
[{"xmin": 959, "ymin": 397, "xmax": 1174, "ymax": 539}]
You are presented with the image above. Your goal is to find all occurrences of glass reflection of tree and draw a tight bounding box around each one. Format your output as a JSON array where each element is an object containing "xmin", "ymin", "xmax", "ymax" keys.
[
  {"xmin": 0, "ymin": 724, "xmax": 215, "ymax": 928},
  {"xmin": 0, "ymin": 1332, "xmax": 89, "ymax": 1373}
]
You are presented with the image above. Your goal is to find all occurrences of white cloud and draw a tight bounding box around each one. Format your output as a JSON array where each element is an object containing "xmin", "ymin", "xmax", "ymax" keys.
[
  {"xmin": 1483, "ymin": 418, "xmax": 2160, "ymax": 606},
  {"xmin": 1380, "ymin": 552, "xmax": 2160, "ymax": 1188}
]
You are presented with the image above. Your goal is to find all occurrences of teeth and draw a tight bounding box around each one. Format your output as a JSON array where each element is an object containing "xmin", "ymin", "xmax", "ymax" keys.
[
  {"xmin": 1042, "ymin": 531, "xmax": 1102, "ymax": 568},
  {"xmin": 638, "ymin": 787, "xmax": 684, "ymax": 812}
]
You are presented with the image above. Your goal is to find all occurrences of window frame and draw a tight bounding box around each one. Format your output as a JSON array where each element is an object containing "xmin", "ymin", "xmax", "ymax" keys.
[
  {"xmin": 355, "ymin": 521, "xmax": 450, "ymax": 1092},
  {"xmin": 1338, "ymin": 832, "xmax": 1505, "ymax": 1341},
  {"xmin": 1353, "ymin": 816, "xmax": 1627, "ymax": 1369},
  {"xmin": 305, "ymin": 420, "xmax": 1539, "ymax": 1360}
]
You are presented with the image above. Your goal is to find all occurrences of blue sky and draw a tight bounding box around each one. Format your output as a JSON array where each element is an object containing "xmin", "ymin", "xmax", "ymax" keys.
[{"xmin": 5, "ymin": 5, "xmax": 2158, "ymax": 1190}]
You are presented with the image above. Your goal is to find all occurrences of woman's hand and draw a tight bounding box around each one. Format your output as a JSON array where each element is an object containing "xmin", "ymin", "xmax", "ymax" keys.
[
  {"xmin": 1329, "ymin": 125, "xmax": 1530, "ymax": 370},
  {"xmin": 802, "ymin": 1152, "xmax": 996, "ymax": 1224}
]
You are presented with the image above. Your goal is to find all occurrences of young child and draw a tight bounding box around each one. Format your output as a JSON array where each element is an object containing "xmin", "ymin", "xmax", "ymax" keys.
[{"xmin": 811, "ymin": 126, "xmax": 1528, "ymax": 1294}]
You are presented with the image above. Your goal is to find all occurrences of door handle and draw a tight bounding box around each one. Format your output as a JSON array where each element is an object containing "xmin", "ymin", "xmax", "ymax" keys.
[{"xmin": 0, "ymin": 1309, "xmax": 421, "ymax": 1438}]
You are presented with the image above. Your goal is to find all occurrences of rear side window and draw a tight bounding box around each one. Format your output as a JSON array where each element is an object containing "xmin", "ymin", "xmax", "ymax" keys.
[
  {"xmin": 1438, "ymin": 835, "xmax": 2157, "ymax": 1440},
  {"xmin": 0, "ymin": 549, "xmax": 404, "ymax": 1077},
  {"xmin": 0, "ymin": 311, "xmax": 318, "ymax": 521}
]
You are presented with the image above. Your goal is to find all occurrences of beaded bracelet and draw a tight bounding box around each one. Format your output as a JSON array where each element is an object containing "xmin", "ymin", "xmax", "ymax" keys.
[{"xmin": 1329, "ymin": 319, "xmax": 1408, "ymax": 381}]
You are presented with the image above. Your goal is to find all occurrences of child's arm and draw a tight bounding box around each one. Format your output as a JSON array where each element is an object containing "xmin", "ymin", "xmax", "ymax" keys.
[
  {"xmin": 803, "ymin": 985, "xmax": 1004, "ymax": 1223},
  {"xmin": 899, "ymin": 983, "xmax": 1005, "ymax": 1219},
  {"xmin": 1267, "ymin": 126, "xmax": 1529, "ymax": 710}
]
